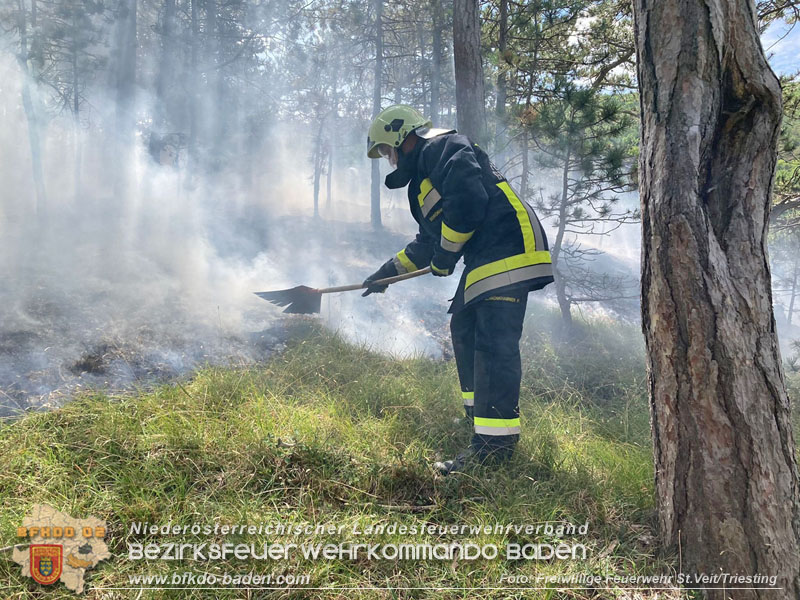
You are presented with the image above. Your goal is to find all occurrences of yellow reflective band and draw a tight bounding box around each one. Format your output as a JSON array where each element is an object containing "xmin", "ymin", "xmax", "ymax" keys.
[
  {"xmin": 474, "ymin": 416, "xmax": 521, "ymax": 435},
  {"xmin": 441, "ymin": 223, "xmax": 474, "ymax": 244},
  {"xmin": 417, "ymin": 178, "xmax": 434, "ymax": 207},
  {"xmin": 431, "ymin": 262, "xmax": 450, "ymax": 276},
  {"xmin": 474, "ymin": 417, "xmax": 520, "ymax": 428},
  {"xmin": 465, "ymin": 251, "xmax": 552, "ymax": 289},
  {"xmin": 497, "ymin": 181, "xmax": 535, "ymax": 254},
  {"xmin": 396, "ymin": 249, "xmax": 418, "ymax": 273},
  {"xmin": 461, "ymin": 391, "xmax": 474, "ymax": 400}
]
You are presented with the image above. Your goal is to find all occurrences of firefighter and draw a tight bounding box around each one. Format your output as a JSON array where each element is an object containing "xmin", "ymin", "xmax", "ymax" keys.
[{"xmin": 363, "ymin": 105, "xmax": 554, "ymax": 475}]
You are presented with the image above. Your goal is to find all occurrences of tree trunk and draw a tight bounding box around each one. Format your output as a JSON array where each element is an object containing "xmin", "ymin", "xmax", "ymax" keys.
[
  {"xmin": 494, "ymin": 0, "xmax": 507, "ymax": 157},
  {"xmin": 430, "ymin": 0, "xmax": 443, "ymax": 123},
  {"xmin": 634, "ymin": 1, "xmax": 800, "ymax": 597},
  {"xmin": 71, "ymin": 17, "xmax": 82, "ymax": 203},
  {"xmin": 16, "ymin": 0, "xmax": 47, "ymax": 218},
  {"xmin": 789, "ymin": 252, "xmax": 799, "ymax": 325},
  {"xmin": 186, "ymin": 0, "xmax": 199, "ymax": 172},
  {"xmin": 552, "ymin": 148, "xmax": 571, "ymax": 329},
  {"xmin": 453, "ymin": 0, "xmax": 486, "ymax": 145},
  {"xmin": 326, "ymin": 142, "xmax": 333, "ymax": 211},
  {"xmin": 312, "ymin": 119, "xmax": 324, "ymax": 219},
  {"xmin": 370, "ymin": 0, "xmax": 383, "ymax": 229},
  {"xmin": 155, "ymin": 0, "xmax": 176, "ymax": 129},
  {"xmin": 520, "ymin": 130, "xmax": 529, "ymax": 198},
  {"xmin": 113, "ymin": 0, "xmax": 137, "ymax": 197}
]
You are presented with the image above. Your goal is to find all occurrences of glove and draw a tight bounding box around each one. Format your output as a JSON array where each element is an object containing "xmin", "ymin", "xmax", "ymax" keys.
[
  {"xmin": 362, "ymin": 259, "xmax": 398, "ymax": 296},
  {"xmin": 430, "ymin": 253, "xmax": 458, "ymax": 277}
]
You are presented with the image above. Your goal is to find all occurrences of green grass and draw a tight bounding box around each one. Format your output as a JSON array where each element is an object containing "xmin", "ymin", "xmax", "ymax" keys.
[{"xmin": 0, "ymin": 315, "xmax": 690, "ymax": 599}]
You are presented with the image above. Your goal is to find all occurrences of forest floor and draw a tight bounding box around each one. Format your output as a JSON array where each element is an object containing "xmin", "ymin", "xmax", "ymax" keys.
[{"xmin": 0, "ymin": 310, "xmax": 798, "ymax": 599}]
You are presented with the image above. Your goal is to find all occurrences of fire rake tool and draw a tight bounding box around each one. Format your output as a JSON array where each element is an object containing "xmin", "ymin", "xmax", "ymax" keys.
[{"xmin": 255, "ymin": 267, "xmax": 432, "ymax": 314}]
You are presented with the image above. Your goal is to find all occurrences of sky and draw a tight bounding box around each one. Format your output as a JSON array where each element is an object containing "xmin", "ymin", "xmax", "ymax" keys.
[{"xmin": 763, "ymin": 19, "xmax": 800, "ymax": 76}]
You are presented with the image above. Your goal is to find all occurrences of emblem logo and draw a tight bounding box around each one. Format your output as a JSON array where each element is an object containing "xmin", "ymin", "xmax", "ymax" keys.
[{"xmin": 30, "ymin": 544, "xmax": 63, "ymax": 585}]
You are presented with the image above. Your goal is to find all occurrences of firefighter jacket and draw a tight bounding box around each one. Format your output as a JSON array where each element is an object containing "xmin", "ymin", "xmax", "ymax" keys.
[{"xmin": 385, "ymin": 131, "xmax": 554, "ymax": 312}]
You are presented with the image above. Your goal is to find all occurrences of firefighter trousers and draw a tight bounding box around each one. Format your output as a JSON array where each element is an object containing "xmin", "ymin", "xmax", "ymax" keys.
[{"xmin": 450, "ymin": 291, "xmax": 528, "ymax": 454}]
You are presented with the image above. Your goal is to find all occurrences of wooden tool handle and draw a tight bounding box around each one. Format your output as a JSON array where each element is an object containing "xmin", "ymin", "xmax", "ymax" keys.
[{"xmin": 318, "ymin": 266, "xmax": 432, "ymax": 294}]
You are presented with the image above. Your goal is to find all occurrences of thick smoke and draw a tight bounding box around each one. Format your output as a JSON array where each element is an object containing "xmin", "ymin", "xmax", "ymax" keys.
[{"xmin": 0, "ymin": 52, "xmax": 456, "ymax": 416}]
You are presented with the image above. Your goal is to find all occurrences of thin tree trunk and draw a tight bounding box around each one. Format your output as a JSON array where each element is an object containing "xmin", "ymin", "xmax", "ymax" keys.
[
  {"xmin": 520, "ymin": 79, "xmax": 533, "ymax": 198},
  {"xmin": 494, "ymin": 0, "xmax": 507, "ymax": 157},
  {"xmin": 552, "ymin": 147, "xmax": 571, "ymax": 328},
  {"xmin": 204, "ymin": 0, "xmax": 221, "ymax": 167},
  {"xmin": 72, "ymin": 19, "xmax": 82, "ymax": 203},
  {"xmin": 370, "ymin": 0, "xmax": 383, "ymax": 229},
  {"xmin": 187, "ymin": 0, "xmax": 199, "ymax": 171},
  {"xmin": 155, "ymin": 0, "xmax": 176, "ymax": 129},
  {"xmin": 312, "ymin": 119, "xmax": 324, "ymax": 219},
  {"xmin": 634, "ymin": 1, "xmax": 800, "ymax": 597},
  {"xmin": 326, "ymin": 143, "xmax": 333, "ymax": 211},
  {"xmin": 113, "ymin": 0, "xmax": 137, "ymax": 197},
  {"xmin": 520, "ymin": 130, "xmax": 529, "ymax": 198},
  {"xmin": 16, "ymin": 0, "xmax": 47, "ymax": 218},
  {"xmin": 453, "ymin": 0, "xmax": 486, "ymax": 145},
  {"xmin": 789, "ymin": 252, "xmax": 799, "ymax": 325},
  {"xmin": 430, "ymin": 0, "xmax": 442, "ymax": 123}
]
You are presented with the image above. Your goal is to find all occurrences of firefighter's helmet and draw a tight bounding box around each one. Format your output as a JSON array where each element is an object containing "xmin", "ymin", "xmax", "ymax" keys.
[{"xmin": 366, "ymin": 105, "xmax": 432, "ymax": 159}]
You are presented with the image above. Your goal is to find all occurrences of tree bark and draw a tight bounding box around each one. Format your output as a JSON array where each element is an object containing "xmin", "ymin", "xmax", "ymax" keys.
[
  {"xmin": 633, "ymin": 1, "xmax": 800, "ymax": 597},
  {"xmin": 453, "ymin": 0, "xmax": 486, "ymax": 145},
  {"xmin": 370, "ymin": 0, "xmax": 383, "ymax": 229}
]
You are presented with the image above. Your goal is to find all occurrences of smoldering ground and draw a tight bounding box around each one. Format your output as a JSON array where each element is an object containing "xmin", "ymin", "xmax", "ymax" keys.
[{"xmin": 0, "ymin": 51, "xmax": 460, "ymax": 416}]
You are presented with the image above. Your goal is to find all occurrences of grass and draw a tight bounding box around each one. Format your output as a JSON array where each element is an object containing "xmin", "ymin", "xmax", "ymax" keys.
[{"xmin": 0, "ymin": 311, "xmax": 725, "ymax": 599}]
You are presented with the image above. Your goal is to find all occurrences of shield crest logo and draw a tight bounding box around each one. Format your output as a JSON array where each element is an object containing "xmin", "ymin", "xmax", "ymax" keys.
[{"xmin": 30, "ymin": 544, "xmax": 62, "ymax": 585}]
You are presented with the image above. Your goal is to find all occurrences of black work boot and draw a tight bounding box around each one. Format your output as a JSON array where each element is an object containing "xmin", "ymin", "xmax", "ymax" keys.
[
  {"xmin": 433, "ymin": 447, "xmax": 479, "ymax": 476},
  {"xmin": 433, "ymin": 444, "xmax": 514, "ymax": 476}
]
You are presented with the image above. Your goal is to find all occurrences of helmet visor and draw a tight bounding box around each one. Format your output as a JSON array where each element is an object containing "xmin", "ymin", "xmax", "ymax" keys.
[{"xmin": 375, "ymin": 143, "xmax": 398, "ymax": 168}]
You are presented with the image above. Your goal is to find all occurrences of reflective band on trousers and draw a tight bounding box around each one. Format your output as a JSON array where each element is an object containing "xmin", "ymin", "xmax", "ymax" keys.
[
  {"xmin": 393, "ymin": 249, "xmax": 418, "ymax": 275},
  {"xmin": 462, "ymin": 390, "xmax": 474, "ymax": 407},
  {"xmin": 474, "ymin": 417, "xmax": 521, "ymax": 436}
]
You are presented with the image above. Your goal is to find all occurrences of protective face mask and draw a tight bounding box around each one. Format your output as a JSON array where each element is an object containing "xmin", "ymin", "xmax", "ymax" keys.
[{"xmin": 377, "ymin": 144, "xmax": 398, "ymax": 168}]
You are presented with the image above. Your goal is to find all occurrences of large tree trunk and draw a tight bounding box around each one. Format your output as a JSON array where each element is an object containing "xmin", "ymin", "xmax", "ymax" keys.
[
  {"xmin": 634, "ymin": 1, "xmax": 800, "ymax": 597},
  {"xmin": 370, "ymin": 0, "xmax": 383, "ymax": 229},
  {"xmin": 452, "ymin": 0, "xmax": 486, "ymax": 145}
]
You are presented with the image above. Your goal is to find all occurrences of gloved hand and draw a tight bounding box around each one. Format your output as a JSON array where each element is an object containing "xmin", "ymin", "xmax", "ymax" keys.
[
  {"xmin": 430, "ymin": 253, "xmax": 458, "ymax": 277},
  {"xmin": 362, "ymin": 259, "xmax": 398, "ymax": 296}
]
